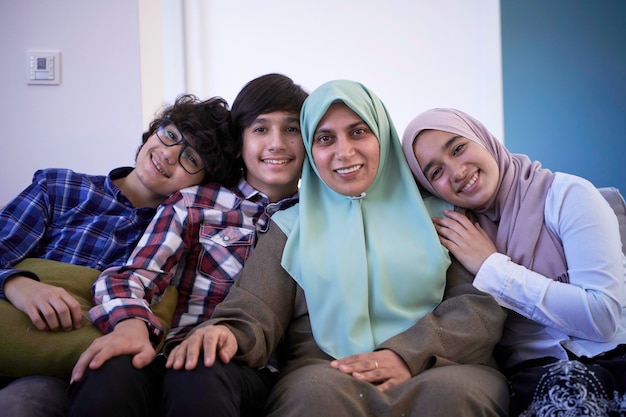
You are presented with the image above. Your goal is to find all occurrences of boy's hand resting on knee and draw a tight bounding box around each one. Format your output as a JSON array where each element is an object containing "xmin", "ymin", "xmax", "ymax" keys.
[
  {"xmin": 165, "ymin": 324, "xmax": 238, "ymax": 370},
  {"xmin": 71, "ymin": 318, "xmax": 155, "ymax": 383},
  {"xmin": 330, "ymin": 349, "xmax": 411, "ymax": 392}
]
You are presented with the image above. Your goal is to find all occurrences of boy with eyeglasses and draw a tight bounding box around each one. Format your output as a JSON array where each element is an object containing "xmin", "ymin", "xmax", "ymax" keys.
[
  {"xmin": 0, "ymin": 94, "xmax": 238, "ymax": 416},
  {"xmin": 67, "ymin": 73, "xmax": 309, "ymax": 417}
]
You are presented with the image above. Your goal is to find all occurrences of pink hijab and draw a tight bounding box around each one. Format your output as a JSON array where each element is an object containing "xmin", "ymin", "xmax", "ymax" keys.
[{"xmin": 402, "ymin": 108, "xmax": 568, "ymax": 283}]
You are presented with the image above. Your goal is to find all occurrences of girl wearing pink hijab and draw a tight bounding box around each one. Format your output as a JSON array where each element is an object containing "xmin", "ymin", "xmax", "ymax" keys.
[{"xmin": 402, "ymin": 108, "xmax": 626, "ymax": 417}]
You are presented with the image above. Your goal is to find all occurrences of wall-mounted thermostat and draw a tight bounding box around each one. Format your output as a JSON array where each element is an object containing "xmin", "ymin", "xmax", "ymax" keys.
[{"xmin": 27, "ymin": 51, "xmax": 61, "ymax": 85}]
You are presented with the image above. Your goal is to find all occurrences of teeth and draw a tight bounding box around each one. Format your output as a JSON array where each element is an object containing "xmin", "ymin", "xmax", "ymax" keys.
[
  {"xmin": 264, "ymin": 159, "xmax": 289, "ymax": 165},
  {"xmin": 461, "ymin": 172, "xmax": 478, "ymax": 192},
  {"xmin": 336, "ymin": 165, "xmax": 361, "ymax": 174},
  {"xmin": 152, "ymin": 157, "xmax": 168, "ymax": 177}
]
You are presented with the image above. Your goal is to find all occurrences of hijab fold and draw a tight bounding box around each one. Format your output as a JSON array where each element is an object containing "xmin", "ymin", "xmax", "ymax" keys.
[
  {"xmin": 272, "ymin": 81, "xmax": 450, "ymax": 359},
  {"xmin": 401, "ymin": 108, "xmax": 567, "ymax": 283}
]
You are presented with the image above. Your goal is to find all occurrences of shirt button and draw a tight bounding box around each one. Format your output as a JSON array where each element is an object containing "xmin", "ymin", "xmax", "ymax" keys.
[{"xmin": 223, "ymin": 236, "xmax": 230, "ymax": 241}]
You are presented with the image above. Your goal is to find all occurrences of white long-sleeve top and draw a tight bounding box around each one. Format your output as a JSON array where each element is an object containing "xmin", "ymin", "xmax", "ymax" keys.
[{"xmin": 474, "ymin": 172, "xmax": 626, "ymax": 370}]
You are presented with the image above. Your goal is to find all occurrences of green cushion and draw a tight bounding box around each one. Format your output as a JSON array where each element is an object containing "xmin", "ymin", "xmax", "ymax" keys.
[{"xmin": 0, "ymin": 258, "xmax": 177, "ymax": 378}]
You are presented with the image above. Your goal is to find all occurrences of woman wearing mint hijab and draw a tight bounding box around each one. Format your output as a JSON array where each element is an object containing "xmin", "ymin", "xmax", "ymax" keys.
[{"xmin": 166, "ymin": 80, "xmax": 509, "ymax": 416}]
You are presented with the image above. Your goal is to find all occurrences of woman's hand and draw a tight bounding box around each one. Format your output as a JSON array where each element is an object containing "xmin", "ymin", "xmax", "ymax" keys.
[
  {"xmin": 330, "ymin": 349, "xmax": 411, "ymax": 392},
  {"xmin": 432, "ymin": 209, "xmax": 497, "ymax": 275},
  {"xmin": 165, "ymin": 324, "xmax": 238, "ymax": 370}
]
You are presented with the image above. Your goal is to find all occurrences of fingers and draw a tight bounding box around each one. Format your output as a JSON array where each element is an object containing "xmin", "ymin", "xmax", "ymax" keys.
[
  {"xmin": 71, "ymin": 320, "xmax": 153, "ymax": 383},
  {"xmin": 441, "ymin": 209, "xmax": 480, "ymax": 226},
  {"xmin": 433, "ymin": 212, "xmax": 472, "ymax": 232},
  {"xmin": 43, "ymin": 293, "xmax": 84, "ymax": 331},
  {"xmin": 374, "ymin": 378, "xmax": 400, "ymax": 392},
  {"xmin": 131, "ymin": 348, "xmax": 157, "ymax": 369},
  {"xmin": 165, "ymin": 325, "xmax": 237, "ymax": 370},
  {"xmin": 71, "ymin": 342, "xmax": 103, "ymax": 383},
  {"xmin": 350, "ymin": 358, "xmax": 383, "ymax": 382},
  {"xmin": 184, "ymin": 335, "xmax": 204, "ymax": 369},
  {"xmin": 7, "ymin": 278, "xmax": 84, "ymax": 332},
  {"xmin": 71, "ymin": 340, "xmax": 154, "ymax": 382},
  {"xmin": 165, "ymin": 344, "xmax": 185, "ymax": 369},
  {"xmin": 26, "ymin": 298, "xmax": 80, "ymax": 331},
  {"xmin": 25, "ymin": 303, "xmax": 57, "ymax": 331},
  {"xmin": 442, "ymin": 209, "xmax": 473, "ymax": 223},
  {"xmin": 67, "ymin": 295, "xmax": 85, "ymax": 328},
  {"xmin": 213, "ymin": 325, "xmax": 238, "ymax": 365},
  {"xmin": 330, "ymin": 354, "xmax": 381, "ymax": 377},
  {"xmin": 432, "ymin": 210, "xmax": 484, "ymax": 246},
  {"xmin": 200, "ymin": 329, "xmax": 220, "ymax": 367},
  {"xmin": 166, "ymin": 332, "xmax": 203, "ymax": 370},
  {"xmin": 330, "ymin": 350, "xmax": 412, "ymax": 391}
]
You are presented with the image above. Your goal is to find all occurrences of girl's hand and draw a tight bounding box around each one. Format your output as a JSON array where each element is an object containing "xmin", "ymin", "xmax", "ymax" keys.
[{"xmin": 432, "ymin": 209, "xmax": 497, "ymax": 275}]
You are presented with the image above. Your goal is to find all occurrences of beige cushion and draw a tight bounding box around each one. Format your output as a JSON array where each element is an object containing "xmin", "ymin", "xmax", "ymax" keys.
[
  {"xmin": 0, "ymin": 258, "xmax": 177, "ymax": 377},
  {"xmin": 598, "ymin": 187, "xmax": 626, "ymax": 256}
]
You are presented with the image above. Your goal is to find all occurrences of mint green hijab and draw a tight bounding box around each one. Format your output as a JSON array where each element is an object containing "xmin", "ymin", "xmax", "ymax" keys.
[{"xmin": 272, "ymin": 80, "xmax": 450, "ymax": 359}]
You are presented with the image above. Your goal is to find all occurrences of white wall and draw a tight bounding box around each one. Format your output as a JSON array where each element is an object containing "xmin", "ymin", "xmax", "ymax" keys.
[
  {"xmin": 0, "ymin": 0, "xmax": 145, "ymax": 206},
  {"xmin": 180, "ymin": 0, "xmax": 503, "ymax": 143},
  {"xmin": 0, "ymin": 0, "xmax": 503, "ymax": 207}
]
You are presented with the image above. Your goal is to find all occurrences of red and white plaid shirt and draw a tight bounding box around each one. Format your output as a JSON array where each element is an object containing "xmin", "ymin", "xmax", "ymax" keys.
[{"xmin": 88, "ymin": 178, "xmax": 298, "ymax": 344}]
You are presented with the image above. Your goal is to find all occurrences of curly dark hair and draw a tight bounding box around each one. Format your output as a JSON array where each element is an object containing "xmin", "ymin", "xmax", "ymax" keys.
[
  {"xmin": 139, "ymin": 94, "xmax": 240, "ymax": 186},
  {"xmin": 230, "ymin": 73, "xmax": 309, "ymax": 151}
]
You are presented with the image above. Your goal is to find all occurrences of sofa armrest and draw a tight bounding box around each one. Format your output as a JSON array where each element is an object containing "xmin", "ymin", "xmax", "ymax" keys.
[{"xmin": 598, "ymin": 187, "xmax": 626, "ymax": 256}]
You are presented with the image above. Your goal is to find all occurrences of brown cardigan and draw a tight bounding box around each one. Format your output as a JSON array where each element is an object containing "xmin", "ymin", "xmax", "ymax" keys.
[{"xmin": 195, "ymin": 220, "xmax": 506, "ymax": 376}]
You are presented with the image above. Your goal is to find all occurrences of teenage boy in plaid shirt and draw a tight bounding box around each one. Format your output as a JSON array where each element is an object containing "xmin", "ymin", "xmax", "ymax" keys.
[
  {"xmin": 0, "ymin": 94, "xmax": 239, "ymax": 417},
  {"xmin": 69, "ymin": 74, "xmax": 308, "ymax": 417}
]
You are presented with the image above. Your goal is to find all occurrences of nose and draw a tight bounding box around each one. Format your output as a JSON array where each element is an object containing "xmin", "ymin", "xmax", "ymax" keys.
[
  {"xmin": 335, "ymin": 135, "xmax": 355, "ymax": 159},
  {"xmin": 268, "ymin": 130, "xmax": 287, "ymax": 152},
  {"xmin": 451, "ymin": 160, "xmax": 467, "ymax": 181},
  {"xmin": 161, "ymin": 143, "xmax": 182, "ymax": 165}
]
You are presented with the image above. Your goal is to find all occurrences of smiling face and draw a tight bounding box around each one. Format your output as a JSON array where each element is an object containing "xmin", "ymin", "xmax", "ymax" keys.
[
  {"xmin": 241, "ymin": 110, "xmax": 305, "ymax": 202},
  {"xmin": 133, "ymin": 132, "xmax": 206, "ymax": 199},
  {"xmin": 413, "ymin": 129, "xmax": 499, "ymax": 209},
  {"xmin": 311, "ymin": 103, "xmax": 380, "ymax": 197}
]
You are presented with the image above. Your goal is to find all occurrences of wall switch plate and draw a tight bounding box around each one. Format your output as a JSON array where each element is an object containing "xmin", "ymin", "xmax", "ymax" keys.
[{"xmin": 27, "ymin": 51, "xmax": 61, "ymax": 85}]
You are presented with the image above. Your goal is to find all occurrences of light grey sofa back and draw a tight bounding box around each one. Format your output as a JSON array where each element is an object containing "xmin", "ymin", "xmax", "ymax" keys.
[{"xmin": 598, "ymin": 187, "xmax": 626, "ymax": 256}]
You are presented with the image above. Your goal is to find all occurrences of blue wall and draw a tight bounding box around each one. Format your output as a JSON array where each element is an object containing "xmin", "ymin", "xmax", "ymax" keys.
[{"xmin": 501, "ymin": 0, "xmax": 626, "ymax": 194}]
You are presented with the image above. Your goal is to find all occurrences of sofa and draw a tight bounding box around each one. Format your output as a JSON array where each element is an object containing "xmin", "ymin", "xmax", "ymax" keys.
[
  {"xmin": 0, "ymin": 187, "xmax": 624, "ymax": 379},
  {"xmin": 599, "ymin": 187, "xmax": 626, "ymax": 256}
]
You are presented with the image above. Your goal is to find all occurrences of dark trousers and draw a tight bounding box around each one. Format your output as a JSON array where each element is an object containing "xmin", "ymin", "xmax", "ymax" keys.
[
  {"xmin": 68, "ymin": 355, "xmax": 164, "ymax": 417},
  {"xmin": 68, "ymin": 354, "xmax": 277, "ymax": 417},
  {"xmin": 163, "ymin": 358, "xmax": 277, "ymax": 417}
]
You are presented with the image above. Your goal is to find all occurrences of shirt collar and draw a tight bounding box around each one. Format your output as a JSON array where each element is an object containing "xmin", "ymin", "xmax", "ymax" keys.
[
  {"xmin": 234, "ymin": 177, "xmax": 299, "ymax": 209},
  {"xmin": 106, "ymin": 167, "xmax": 156, "ymax": 218},
  {"xmin": 234, "ymin": 177, "xmax": 265, "ymax": 201},
  {"xmin": 106, "ymin": 167, "xmax": 134, "ymax": 204}
]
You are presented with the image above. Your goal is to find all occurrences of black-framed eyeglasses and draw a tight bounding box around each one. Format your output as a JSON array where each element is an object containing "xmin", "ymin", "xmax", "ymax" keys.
[{"xmin": 155, "ymin": 118, "xmax": 207, "ymax": 175}]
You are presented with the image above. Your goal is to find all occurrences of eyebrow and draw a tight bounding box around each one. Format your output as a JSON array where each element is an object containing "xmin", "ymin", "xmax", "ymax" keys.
[
  {"xmin": 421, "ymin": 134, "xmax": 463, "ymax": 176},
  {"xmin": 251, "ymin": 115, "xmax": 300, "ymax": 125},
  {"xmin": 314, "ymin": 121, "xmax": 366, "ymax": 136}
]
